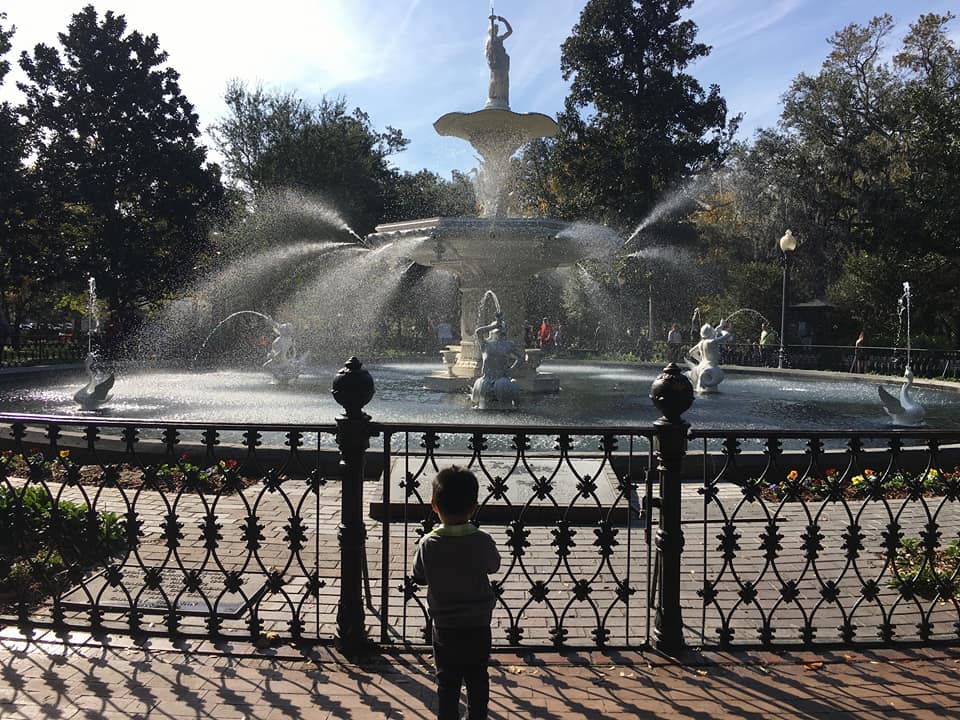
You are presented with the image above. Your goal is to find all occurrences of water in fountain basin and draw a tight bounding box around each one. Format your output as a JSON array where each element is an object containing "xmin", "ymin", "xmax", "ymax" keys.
[{"xmin": 6, "ymin": 360, "xmax": 960, "ymax": 433}]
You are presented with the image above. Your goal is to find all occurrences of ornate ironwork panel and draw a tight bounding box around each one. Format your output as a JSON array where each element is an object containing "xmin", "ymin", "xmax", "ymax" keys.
[
  {"xmin": 370, "ymin": 424, "xmax": 655, "ymax": 649},
  {"xmin": 0, "ymin": 415, "xmax": 339, "ymax": 641},
  {"xmin": 690, "ymin": 429, "xmax": 960, "ymax": 648}
]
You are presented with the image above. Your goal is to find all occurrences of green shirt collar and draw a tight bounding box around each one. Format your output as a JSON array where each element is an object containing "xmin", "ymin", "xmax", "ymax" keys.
[{"xmin": 431, "ymin": 523, "xmax": 478, "ymax": 537}]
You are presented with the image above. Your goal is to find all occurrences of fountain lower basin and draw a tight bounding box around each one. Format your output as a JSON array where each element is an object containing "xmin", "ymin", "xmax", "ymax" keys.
[{"xmin": 2, "ymin": 361, "xmax": 959, "ymax": 430}]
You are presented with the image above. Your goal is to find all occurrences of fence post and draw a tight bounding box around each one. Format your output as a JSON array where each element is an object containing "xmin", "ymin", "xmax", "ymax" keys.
[
  {"xmin": 649, "ymin": 362, "xmax": 693, "ymax": 655},
  {"xmin": 332, "ymin": 356, "xmax": 376, "ymax": 652}
]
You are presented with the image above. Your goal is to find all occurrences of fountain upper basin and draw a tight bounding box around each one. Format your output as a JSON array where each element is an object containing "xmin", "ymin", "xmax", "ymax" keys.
[{"xmin": 366, "ymin": 217, "xmax": 616, "ymax": 280}]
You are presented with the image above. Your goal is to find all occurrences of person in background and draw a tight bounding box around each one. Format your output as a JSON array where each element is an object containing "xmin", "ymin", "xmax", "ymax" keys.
[
  {"xmin": 436, "ymin": 318, "xmax": 454, "ymax": 348},
  {"xmin": 759, "ymin": 323, "xmax": 778, "ymax": 366},
  {"xmin": 667, "ymin": 323, "xmax": 683, "ymax": 363},
  {"xmin": 413, "ymin": 466, "xmax": 501, "ymax": 720},
  {"xmin": 850, "ymin": 330, "xmax": 866, "ymax": 373},
  {"xmin": 538, "ymin": 317, "xmax": 554, "ymax": 350}
]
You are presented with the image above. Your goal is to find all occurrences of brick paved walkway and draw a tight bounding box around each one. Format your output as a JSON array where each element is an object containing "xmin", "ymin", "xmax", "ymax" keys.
[{"xmin": 0, "ymin": 628, "xmax": 958, "ymax": 719}]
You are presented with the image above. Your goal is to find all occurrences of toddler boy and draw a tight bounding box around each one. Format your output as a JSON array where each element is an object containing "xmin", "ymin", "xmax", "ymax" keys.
[{"xmin": 412, "ymin": 466, "xmax": 501, "ymax": 720}]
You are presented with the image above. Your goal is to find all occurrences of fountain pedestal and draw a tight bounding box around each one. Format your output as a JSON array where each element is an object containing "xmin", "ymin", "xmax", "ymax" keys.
[{"xmin": 367, "ymin": 217, "xmax": 617, "ymax": 394}]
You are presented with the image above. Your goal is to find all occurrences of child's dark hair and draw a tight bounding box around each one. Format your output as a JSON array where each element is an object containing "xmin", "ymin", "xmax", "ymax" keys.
[{"xmin": 432, "ymin": 465, "xmax": 479, "ymax": 515}]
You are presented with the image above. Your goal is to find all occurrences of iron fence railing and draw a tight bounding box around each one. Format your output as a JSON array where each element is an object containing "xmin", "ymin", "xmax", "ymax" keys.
[
  {"xmin": 1, "ymin": 365, "xmax": 959, "ymax": 653},
  {"xmin": 688, "ymin": 429, "xmax": 960, "ymax": 648},
  {"xmin": 370, "ymin": 425, "xmax": 654, "ymax": 649},
  {"xmin": 1, "ymin": 337, "xmax": 84, "ymax": 367},
  {"xmin": 560, "ymin": 340, "xmax": 959, "ymax": 379}
]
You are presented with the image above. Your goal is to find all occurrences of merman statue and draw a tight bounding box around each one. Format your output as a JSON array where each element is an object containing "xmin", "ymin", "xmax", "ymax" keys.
[
  {"xmin": 471, "ymin": 312, "xmax": 522, "ymax": 409},
  {"xmin": 263, "ymin": 321, "xmax": 308, "ymax": 385},
  {"xmin": 686, "ymin": 322, "xmax": 729, "ymax": 393}
]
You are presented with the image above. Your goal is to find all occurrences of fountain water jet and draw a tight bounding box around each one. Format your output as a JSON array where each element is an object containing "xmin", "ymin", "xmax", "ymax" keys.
[
  {"xmin": 73, "ymin": 277, "xmax": 115, "ymax": 409},
  {"xmin": 879, "ymin": 281, "xmax": 924, "ymax": 425}
]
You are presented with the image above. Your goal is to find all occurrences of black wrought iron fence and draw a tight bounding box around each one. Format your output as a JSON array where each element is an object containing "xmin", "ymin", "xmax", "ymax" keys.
[
  {"xmin": 369, "ymin": 425, "xmax": 655, "ymax": 650},
  {"xmin": 1, "ymin": 336, "xmax": 84, "ymax": 367},
  {"xmin": 1, "ymin": 361, "xmax": 959, "ymax": 654},
  {"xmin": 0, "ymin": 415, "xmax": 341, "ymax": 640},
  {"xmin": 688, "ymin": 429, "xmax": 960, "ymax": 648}
]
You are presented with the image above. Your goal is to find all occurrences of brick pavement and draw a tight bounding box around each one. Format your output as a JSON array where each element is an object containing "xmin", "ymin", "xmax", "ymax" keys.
[{"xmin": 0, "ymin": 629, "xmax": 958, "ymax": 719}]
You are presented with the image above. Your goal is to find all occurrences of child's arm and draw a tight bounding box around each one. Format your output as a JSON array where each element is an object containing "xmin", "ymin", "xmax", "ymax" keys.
[
  {"xmin": 485, "ymin": 534, "xmax": 501, "ymax": 574},
  {"xmin": 412, "ymin": 544, "xmax": 426, "ymax": 585}
]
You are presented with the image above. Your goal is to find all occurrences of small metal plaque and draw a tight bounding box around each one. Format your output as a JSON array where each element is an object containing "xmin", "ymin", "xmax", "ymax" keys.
[{"xmin": 61, "ymin": 566, "xmax": 268, "ymax": 618}]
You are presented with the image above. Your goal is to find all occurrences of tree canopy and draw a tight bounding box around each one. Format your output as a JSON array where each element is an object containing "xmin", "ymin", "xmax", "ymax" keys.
[
  {"xmin": 548, "ymin": 0, "xmax": 736, "ymax": 229},
  {"xmin": 17, "ymin": 4, "xmax": 225, "ymax": 334},
  {"xmin": 694, "ymin": 12, "xmax": 960, "ymax": 346}
]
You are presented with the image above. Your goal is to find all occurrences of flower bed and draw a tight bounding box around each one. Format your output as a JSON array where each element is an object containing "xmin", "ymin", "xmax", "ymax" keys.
[
  {"xmin": 2, "ymin": 449, "xmax": 259, "ymax": 494},
  {"xmin": 0, "ymin": 484, "xmax": 126, "ymax": 607},
  {"xmin": 759, "ymin": 467, "xmax": 960, "ymax": 503}
]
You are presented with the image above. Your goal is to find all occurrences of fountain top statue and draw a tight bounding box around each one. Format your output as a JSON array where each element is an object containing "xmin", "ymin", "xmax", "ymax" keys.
[
  {"xmin": 485, "ymin": 14, "xmax": 513, "ymax": 109},
  {"xmin": 433, "ymin": 13, "xmax": 557, "ymax": 217}
]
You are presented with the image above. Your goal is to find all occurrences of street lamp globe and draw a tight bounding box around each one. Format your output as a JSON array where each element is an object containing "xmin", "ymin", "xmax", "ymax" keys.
[{"xmin": 779, "ymin": 229, "xmax": 798, "ymax": 253}]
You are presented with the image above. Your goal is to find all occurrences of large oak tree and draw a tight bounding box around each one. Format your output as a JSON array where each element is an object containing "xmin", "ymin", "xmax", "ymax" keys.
[
  {"xmin": 550, "ymin": 0, "xmax": 735, "ymax": 230},
  {"xmin": 19, "ymin": 5, "xmax": 225, "ymax": 334}
]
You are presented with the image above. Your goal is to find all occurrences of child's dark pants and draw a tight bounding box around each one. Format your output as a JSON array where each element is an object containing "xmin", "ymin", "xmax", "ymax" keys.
[{"xmin": 432, "ymin": 625, "xmax": 492, "ymax": 720}]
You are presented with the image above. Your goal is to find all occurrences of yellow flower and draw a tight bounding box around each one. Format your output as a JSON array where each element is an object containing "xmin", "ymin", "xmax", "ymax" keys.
[
  {"xmin": 59, "ymin": 449, "xmax": 71, "ymax": 458},
  {"xmin": 786, "ymin": 470, "xmax": 798, "ymax": 481},
  {"xmin": 852, "ymin": 474, "xmax": 865, "ymax": 487}
]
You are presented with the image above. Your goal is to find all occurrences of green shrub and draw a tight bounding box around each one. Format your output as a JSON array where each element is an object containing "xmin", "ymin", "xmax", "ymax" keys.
[
  {"xmin": 0, "ymin": 484, "xmax": 126, "ymax": 604},
  {"xmin": 890, "ymin": 537, "xmax": 960, "ymax": 600}
]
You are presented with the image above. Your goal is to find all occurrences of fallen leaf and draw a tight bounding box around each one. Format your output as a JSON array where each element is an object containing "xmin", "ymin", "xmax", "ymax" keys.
[
  {"xmin": 255, "ymin": 632, "xmax": 281, "ymax": 649},
  {"xmin": 804, "ymin": 662, "xmax": 824, "ymax": 671},
  {"xmin": 619, "ymin": 671, "xmax": 636, "ymax": 679},
  {"xmin": 696, "ymin": 669, "xmax": 708, "ymax": 676},
  {"xmin": 756, "ymin": 666, "xmax": 769, "ymax": 674},
  {"xmin": 507, "ymin": 665, "xmax": 524, "ymax": 675},
  {"xmin": 843, "ymin": 654, "xmax": 855, "ymax": 662}
]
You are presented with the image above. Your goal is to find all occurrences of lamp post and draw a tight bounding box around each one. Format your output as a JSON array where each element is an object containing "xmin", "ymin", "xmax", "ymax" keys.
[
  {"xmin": 777, "ymin": 229, "xmax": 798, "ymax": 369},
  {"xmin": 617, "ymin": 274, "xmax": 626, "ymax": 351}
]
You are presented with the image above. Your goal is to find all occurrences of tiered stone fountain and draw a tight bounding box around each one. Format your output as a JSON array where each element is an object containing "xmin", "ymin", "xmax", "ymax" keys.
[{"xmin": 365, "ymin": 14, "xmax": 617, "ymax": 393}]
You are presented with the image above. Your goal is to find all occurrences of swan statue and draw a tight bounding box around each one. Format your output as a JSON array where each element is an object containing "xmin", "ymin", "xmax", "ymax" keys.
[
  {"xmin": 74, "ymin": 352, "xmax": 115, "ymax": 409},
  {"xmin": 878, "ymin": 366, "xmax": 925, "ymax": 427}
]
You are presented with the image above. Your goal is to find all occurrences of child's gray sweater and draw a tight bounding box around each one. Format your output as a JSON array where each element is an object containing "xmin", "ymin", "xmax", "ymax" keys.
[{"xmin": 412, "ymin": 524, "xmax": 501, "ymax": 628}]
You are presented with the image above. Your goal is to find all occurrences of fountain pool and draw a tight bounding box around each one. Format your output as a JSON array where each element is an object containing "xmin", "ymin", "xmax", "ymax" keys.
[{"xmin": 2, "ymin": 360, "xmax": 959, "ymax": 430}]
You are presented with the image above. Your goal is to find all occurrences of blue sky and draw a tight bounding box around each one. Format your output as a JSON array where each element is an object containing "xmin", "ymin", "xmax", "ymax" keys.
[{"xmin": 2, "ymin": 0, "xmax": 958, "ymax": 178}]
